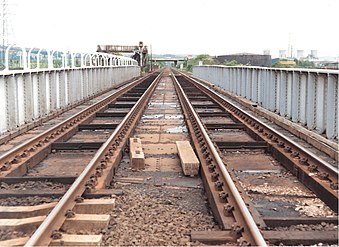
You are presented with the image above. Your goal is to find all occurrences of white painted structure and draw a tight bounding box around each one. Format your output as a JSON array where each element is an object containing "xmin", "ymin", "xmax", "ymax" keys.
[
  {"xmin": 193, "ymin": 65, "xmax": 338, "ymax": 140},
  {"xmin": 0, "ymin": 45, "xmax": 140, "ymax": 134}
]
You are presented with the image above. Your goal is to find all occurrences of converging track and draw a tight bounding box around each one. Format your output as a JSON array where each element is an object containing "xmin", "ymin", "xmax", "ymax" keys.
[{"xmin": 0, "ymin": 68, "xmax": 337, "ymax": 246}]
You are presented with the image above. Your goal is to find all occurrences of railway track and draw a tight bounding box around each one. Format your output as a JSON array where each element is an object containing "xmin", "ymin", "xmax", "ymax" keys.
[
  {"xmin": 0, "ymin": 68, "xmax": 337, "ymax": 246},
  {"xmin": 172, "ymin": 71, "xmax": 338, "ymax": 245},
  {"xmin": 0, "ymin": 71, "xmax": 162, "ymax": 245}
]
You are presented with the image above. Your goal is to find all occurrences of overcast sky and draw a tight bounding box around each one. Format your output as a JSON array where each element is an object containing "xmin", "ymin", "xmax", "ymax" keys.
[{"xmin": 8, "ymin": 0, "xmax": 339, "ymax": 57}]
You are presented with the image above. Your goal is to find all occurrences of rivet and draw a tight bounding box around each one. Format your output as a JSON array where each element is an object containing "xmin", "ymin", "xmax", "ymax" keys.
[
  {"xmin": 291, "ymin": 151, "xmax": 299, "ymax": 157},
  {"xmin": 75, "ymin": 196, "xmax": 84, "ymax": 203},
  {"xmin": 215, "ymin": 180, "xmax": 223, "ymax": 191},
  {"xmin": 219, "ymin": 191, "xmax": 229, "ymax": 202},
  {"xmin": 211, "ymin": 172, "xmax": 219, "ymax": 181},
  {"xmin": 224, "ymin": 204, "xmax": 234, "ymax": 216},
  {"xmin": 308, "ymin": 164, "xmax": 318, "ymax": 172},
  {"xmin": 278, "ymin": 141, "xmax": 285, "ymax": 147},
  {"xmin": 299, "ymin": 157, "xmax": 308, "ymax": 165},
  {"xmin": 51, "ymin": 230, "xmax": 62, "ymax": 240},
  {"xmin": 208, "ymin": 164, "xmax": 216, "ymax": 172},
  {"xmin": 65, "ymin": 209, "xmax": 75, "ymax": 218},
  {"xmin": 318, "ymin": 172, "xmax": 329, "ymax": 180}
]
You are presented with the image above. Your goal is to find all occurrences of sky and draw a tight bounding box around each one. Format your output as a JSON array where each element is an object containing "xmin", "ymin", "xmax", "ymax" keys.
[{"xmin": 6, "ymin": 0, "xmax": 339, "ymax": 58}]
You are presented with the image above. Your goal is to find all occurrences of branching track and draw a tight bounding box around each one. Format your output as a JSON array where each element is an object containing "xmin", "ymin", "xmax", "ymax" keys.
[{"xmin": 0, "ymin": 69, "xmax": 337, "ymax": 246}]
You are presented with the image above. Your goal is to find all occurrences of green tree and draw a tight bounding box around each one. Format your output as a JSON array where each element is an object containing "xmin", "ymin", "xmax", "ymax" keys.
[
  {"xmin": 295, "ymin": 60, "xmax": 316, "ymax": 68},
  {"xmin": 184, "ymin": 54, "xmax": 218, "ymax": 72},
  {"xmin": 223, "ymin": 60, "xmax": 241, "ymax": 66}
]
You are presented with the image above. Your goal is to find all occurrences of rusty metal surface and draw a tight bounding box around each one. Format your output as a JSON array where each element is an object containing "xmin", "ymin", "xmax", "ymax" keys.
[
  {"xmin": 1, "ymin": 67, "xmax": 337, "ymax": 245},
  {"xmin": 101, "ymin": 70, "xmax": 219, "ymax": 246},
  {"xmin": 0, "ymin": 78, "xmax": 138, "ymax": 148},
  {"xmin": 22, "ymin": 72, "xmax": 163, "ymax": 246},
  {"xmin": 172, "ymin": 73, "xmax": 267, "ymax": 246},
  {"xmin": 175, "ymin": 70, "xmax": 338, "ymax": 246},
  {"xmin": 179, "ymin": 72, "xmax": 339, "ymax": 213},
  {"xmin": 0, "ymin": 75, "xmax": 153, "ymax": 177}
]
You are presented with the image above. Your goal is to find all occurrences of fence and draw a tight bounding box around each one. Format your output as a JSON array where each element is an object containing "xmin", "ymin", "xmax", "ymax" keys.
[
  {"xmin": 193, "ymin": 65, "xmax": 338, "ymax": 140},
  {"xmin": 0, "ymin": 45, "xmax": 140, "ymax": 135}
]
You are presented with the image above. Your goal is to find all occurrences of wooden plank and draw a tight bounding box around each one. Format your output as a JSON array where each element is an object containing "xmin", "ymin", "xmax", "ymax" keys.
[
  {"xmin": 205, "ymin": 123, "xmax": 245, "ymax": 130},
  {"xmin": 78, "ymin": 123, "xmax": 118, "ymax": 130},
  {"xmin": 191, "ymin": 230, "xmax": 339, "ymax": 246},
  {"xmin": 0, "ymin": 176, "xmax": 76, "ymax": 184},
  {"xmin": 96, "ymin": 112, "xmax": 126, "ymax": 117},
  {"xmin": 0, "ymin": 202, "xmax": 56, "ymax": 219},
  {"xmin": 264, "ymin": 216, "xmax": 339, "ymax": 227},
  {"xmin": 84, "ymin": 189, "xmax": 124, "ymax": 197},
  {"xmin": 263, "ymin": 230, "xmax": 338, "ymax": 245},
  {"xmin": 190, "ymin": 230, "xmax": 235, "ymax": 244},
  {"xmin": 0, "ymin": 237, "xmax": 29, "ymax": 246},
  {"xmin": 129, "ymin": 138, "xmax": 145, "ymax": 170},
  {"xmin": 108, "ymin": 102, "xmax": 135, "ymax": 108},
  {"xmin": 176, "ymin": 141, "xmax": 200, "ymax": 176},
  {"xmin": 0, "ymin": 199, "xmax": 115, "ymax": 219},
  {"xmin": 115, "ymin": 177, "xmax": 145, "ymax": 184},
  {"xmin": 216, "ymin": 141, "xmax": 267, "ymax": 150},
  {"xmin": 199, "ymin": 112, "xmax": 230, "ymax": 117},
  {"xmin": 0, "ymin": 216, "xmax": 45, "ymax": 233},
  {"xmin": 50, "ymin": 234, "xmax": 102, "ymax": 246},
  {"xmin": 0, "ymin": 189, "xmax": 67, "ymax": 198},
  {"xmin": 0, "ymin": 189, "xmax": 123, "ymax": 199},
  {"xmin": 74, "ymin": 199, "xmax": 115, "ymax": 214},
  {"xmin": 62, "ymin": 214, "xmax": 110, "ymax": 232},
  {"xmin": 51, "ymin": 142, "xmax": 103, "ymax": 150}
]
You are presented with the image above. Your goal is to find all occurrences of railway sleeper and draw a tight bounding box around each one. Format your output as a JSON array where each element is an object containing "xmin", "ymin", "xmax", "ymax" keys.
[
  {"xmin": 191, "ymin": 230, "xmax": 338, "ymax": 246},
  {"xmin": 175, "ymin": 71, "xmax": 338, "ymax": 245},
  {"xmin": 179, "ymin": 72, "xmax": 339, "ymax": 213},
  {"xmin": 0, "ymin": 234, "xmax": 103, "ymax": 246},
  {"xmin": 0, "ymin": 198, "xmax": 115, "ymax": 245},
  {"xmin": 108, "ymin": 102, "xmax": 136, "ymax": 108}
]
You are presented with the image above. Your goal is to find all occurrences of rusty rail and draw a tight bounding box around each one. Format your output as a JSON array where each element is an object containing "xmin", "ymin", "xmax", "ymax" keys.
[
  {"xmin": 179, "ymin": 71, "xmax": 338, "ymax": 212},
  {"xmin": 171, "ymin": 73, "xmax": 267, "ymax": 246},
  {"xmin": 24, "ymin": 72, "xmax": 163, "ymax": 246},
  {"xmin": 0, "ymin": 74, "xmax": 152, "ymax": 176}
]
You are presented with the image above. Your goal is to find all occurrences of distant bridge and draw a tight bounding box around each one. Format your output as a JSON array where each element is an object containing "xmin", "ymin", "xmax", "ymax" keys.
[
  {"xmin": 151, "ymin": 57, "xmax": 186, "ymax": 66},
  {"xmin": 97, "ymin": 45, "xmax": 139, "ymax": 53}
]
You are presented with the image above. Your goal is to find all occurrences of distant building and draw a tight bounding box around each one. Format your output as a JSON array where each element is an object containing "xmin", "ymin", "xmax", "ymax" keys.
[
  {"xmin": 317, "ymin": 61, "xmax": 339, "ymax": 70},
  {"xmin": 310, "ymin": 50, "xmax": 318, "ymax": 58},
  {"xmin": 263, "ymin": 50, "xmax": 270, "ymax": 55},
  {"xmin": 297, "ymin": 50, "xmax": 304, "ymax": 59},
  {"xmin": 216, "ymin": 53, "xmax": 271, "ymax": 67},
  {"xmin": 279, "ymin": 50, "xmax": 287, "ymax": 58}
]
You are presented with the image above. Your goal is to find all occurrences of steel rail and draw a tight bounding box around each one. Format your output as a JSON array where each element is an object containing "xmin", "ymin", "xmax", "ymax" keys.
[
  {"xmin": 183, "ymin": 72, "xmax": 338, "ymax": 177},
  {"xmin": 179, "ymin": 71, "xmax": 338, "ymax": 212},
  {"xmin": 0, "ymin": 74, "xmax": 151, "ymax": 173},
  {"xmin": 25, "ymin": 72, "xmax": 163, "ymax": 246},
  {"xmin": 172, "ymin": 74, "xmax": 267, "ymax": 246}
]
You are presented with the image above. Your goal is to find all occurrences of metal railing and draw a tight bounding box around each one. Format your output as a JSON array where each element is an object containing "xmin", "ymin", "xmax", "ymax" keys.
[
  {"xmin": 193, "ymin": 65, "xmax": 338, "ymax": 140},
  {"xmin": 1, "ymin": 44, "xmax": 138, "ymax": 71},
  {"xmin": 0, "ymin": 45, "xmax": 140, "ymax": 135}
]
